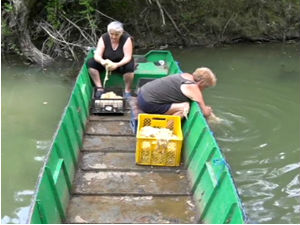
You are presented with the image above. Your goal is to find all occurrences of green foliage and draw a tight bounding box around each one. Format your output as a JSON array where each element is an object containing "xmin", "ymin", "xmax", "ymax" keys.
[
  {"xmin": 46, "ymin": 0, "xmax": 64, "ymax": 29},
  {"xmin": 79, "ymin": 0, "xmax": 96, "ymax": 29},
  {"xmin": 169, "ymin": 0, "xmax": 300, "ymax": 42},
  {"xmin": 1, "ymin": 1, "xmax": 14, "ymax": 35},
  {"xmin": 1, "ymin": 40, "xmax": 23, "ymax": 57},
  {"xmin": 3, "ymin": 1, "xmax": 14, "ymax": 12},
  {"xmin": 1, "ymin": 20, "xmax": 11, "ymax": 36},
  {"xmin": 79, "ymin": 0, "xmax": 95, "ymax": 14}
]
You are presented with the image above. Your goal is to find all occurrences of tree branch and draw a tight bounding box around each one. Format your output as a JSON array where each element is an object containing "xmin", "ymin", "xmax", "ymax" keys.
[
  {"xmin": 221, "ymin": 14, "xmax": 237, "ymax": 41},
  {"xmin": 155, "ymin": 0, "xmax": 166, "ymax": 26},
  {"xmin": 60, "ymin": 14, "xmax": 95, "ymax": 46},
  {"xmin": 40, "ymin": 22, "xmax": 87, "ymax": 49},
  {"xmin": 94, "ymin": 9, "xmax": 117, "ymax": 21},
  {"xmin": 162, "ymin": 7, "xmax": 183, "ymax": 36}
]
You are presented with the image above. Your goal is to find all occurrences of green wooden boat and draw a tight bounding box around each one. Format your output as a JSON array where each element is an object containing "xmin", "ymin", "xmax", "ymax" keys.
[{"xmin": 27, "ymin": 50, "xmax": 246, "ymax": 224}]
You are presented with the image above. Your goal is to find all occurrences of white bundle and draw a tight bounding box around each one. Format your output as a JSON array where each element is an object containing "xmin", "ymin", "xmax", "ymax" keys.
[
  {"xmin": 101, "ymin": 91, "xmax": 122, "ymax": 99},
  {"xmin": 139, "ymin": 126, "xmax": 177, "ymax": 139},
  {"xmin": 95, "ymin": 91, "xmax": 123, "ymax": 109}
]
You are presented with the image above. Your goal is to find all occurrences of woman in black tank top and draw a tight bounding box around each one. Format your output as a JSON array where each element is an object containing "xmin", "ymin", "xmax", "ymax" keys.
[{"xmin": 87, "ymin": 21, "xmax": 134, "ymax": 99}]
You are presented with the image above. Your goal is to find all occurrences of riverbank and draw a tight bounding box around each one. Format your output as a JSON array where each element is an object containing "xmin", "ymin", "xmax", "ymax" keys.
[{"xmin": 1, "ymin": 0, "xmax": 300, "ymax": 65}]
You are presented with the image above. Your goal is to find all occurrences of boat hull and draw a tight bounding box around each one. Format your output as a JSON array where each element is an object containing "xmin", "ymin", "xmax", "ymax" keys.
[{"xmin": 28, "ymin": 50, "xmax": 245, "ymax": 224}]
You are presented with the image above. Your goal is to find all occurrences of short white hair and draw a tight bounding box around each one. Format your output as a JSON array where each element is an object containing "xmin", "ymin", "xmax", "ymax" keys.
[{"xmin": 107, "ymin": 21, "xmax": 124, "ymax": 33}]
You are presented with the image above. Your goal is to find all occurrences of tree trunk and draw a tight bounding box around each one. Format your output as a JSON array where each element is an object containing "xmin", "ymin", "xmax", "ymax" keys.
[{"xmin": 12, "ymin": 0, "xmax": 54, "ymax": 67}]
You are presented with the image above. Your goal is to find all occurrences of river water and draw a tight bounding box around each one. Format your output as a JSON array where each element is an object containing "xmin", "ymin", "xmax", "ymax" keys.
[
  {"xmin": 1, "ymin": 59, "xmax": 76, "ymax": 223},
  {"xmin": 1, "ymin": 43, "xmax": 300, "ymax": 223}
]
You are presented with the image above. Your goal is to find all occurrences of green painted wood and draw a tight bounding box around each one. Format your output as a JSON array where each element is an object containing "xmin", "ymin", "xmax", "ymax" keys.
[
  {"xmin": 45, "ymin": 166, "xmax": 66, "ymax": 221},
  {"xmin": 61, "ymin": 123, "xmax": 77, "ymax": 166},
  {"xmin": 28, "ymin": 59, "xmax": 93, "ymax": 224},
  {"xmin": 182, "ymin": 105, "xmax": 207, "ymax": 167},
  {"xmin": 65, "ymin": 108, "xmax": 81, "ymax": 151},
  {"xmin": 35, "ymin": 200, "xmax": 47, "ymax": 224},
  {"xmin": 29, "ymin": 49, "xmax": 245, "ymax": 224},
  {"xmin": 183, "ymin": 102, "xmax": 200, "ymax": 136},
  {"xmin": 182, "ymin": 102, "xmax": 245, "ymax": 224}
]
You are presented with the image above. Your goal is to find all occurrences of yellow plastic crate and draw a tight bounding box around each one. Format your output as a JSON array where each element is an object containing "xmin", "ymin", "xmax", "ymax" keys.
[{"xmin": 136, "ymin": 114, "xmax": 183, "ymax": 166}]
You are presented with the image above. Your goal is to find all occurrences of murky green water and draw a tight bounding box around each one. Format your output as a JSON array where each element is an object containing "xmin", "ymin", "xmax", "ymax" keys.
[
  {"xmin": 172, "ymin": 43, "xmax": 300, "ymax": 224},
  {"xmin": 1, "ymin": 43, "xmax": 300, "ymax": 223},
  {"xmin": 1, "ymin": 60, "xmax": 76, "ymax": 223}
]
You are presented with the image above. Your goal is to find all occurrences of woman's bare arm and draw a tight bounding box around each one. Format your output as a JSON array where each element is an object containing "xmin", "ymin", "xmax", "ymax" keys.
[
  {"xmin": 181, "ymin": 84, "xmax": 212, "ymax": 117},
  {"xmin": 116, "ymin": 37, "xmax": 133, "ymax": 67},
  {"xmin": 94, "ymin": 37, "xmax": 106, "ymax": 65}
]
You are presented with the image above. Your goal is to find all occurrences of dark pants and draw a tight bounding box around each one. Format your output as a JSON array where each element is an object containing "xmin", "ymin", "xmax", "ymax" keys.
[{"xmin": 137, "ymin": 93, "xmax": 171, "ymax": 114}]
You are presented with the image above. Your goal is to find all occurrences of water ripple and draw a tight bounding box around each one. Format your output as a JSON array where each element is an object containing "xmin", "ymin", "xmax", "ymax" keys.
[
  {"xmin": 239, "ymin": 180, "xmax": 277, "ymax": 197},
  {"xmin": 267, "ymin": 162, "xmax": 300, "ymax": 179},
  {"xmin": 34, "ymin": 140, "xmax": 51, "ymax": 162},
  {"xmin": 243, "ymin": 198, "xmax": 275, "ymax": 223},
  {"xmin": 36, "ymin": 140, "xmax": 51, "ymax": 151},
  {"xmin": 14, "ymin": 190, "xmax": 35, "ymax": 202},
  {"xmin": 235, "ymin": 168, "xmax": 268, "ymax": 181},
  {"xmin": 210, "ymin": 92, "xmax": 300, "ymax": 223},
  {"xmin": 285, "ymin": 174, "xmax": 300, "ymax": 198},
  {"xmin": 211, "ymin": 92, "xmax": 291, "ymax": 145}
]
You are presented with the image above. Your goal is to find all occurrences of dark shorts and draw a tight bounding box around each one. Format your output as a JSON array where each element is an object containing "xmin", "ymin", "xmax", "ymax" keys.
[
  {"xmin": 87, "ymin": 57, "xmax": 134, "ymax": 74},
  {"xmin": 137, "ymin": 93, "xmax": 171, "ymax": 114}
]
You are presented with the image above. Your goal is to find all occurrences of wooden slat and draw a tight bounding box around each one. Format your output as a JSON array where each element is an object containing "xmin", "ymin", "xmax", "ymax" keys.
[
  {"xmin": 66, "ymin": 195, "xmax": 198, "ymax": 224},
  {"xmin": 73, "ymin": 170, "xmax": 190, "ymax": 195},
  {"xmin": 81, "ymin": 151, "xmax": 185, "ymax": 172},
  {"xmin": 85, "ymin": 121, "xmax": 134, "ymax": 136},
  {"xmin": 82, "ymin": 136, "xmax": 136, "ymax": 151}
]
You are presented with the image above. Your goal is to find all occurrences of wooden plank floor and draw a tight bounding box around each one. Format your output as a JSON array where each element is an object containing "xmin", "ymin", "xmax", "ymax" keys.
[{"xmin": 66, "ymin": 111, "xmax": 199, "ymax": 223}]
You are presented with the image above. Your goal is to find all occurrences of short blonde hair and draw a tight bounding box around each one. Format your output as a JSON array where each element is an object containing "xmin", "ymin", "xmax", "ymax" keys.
[{"xmin": 192, "ymin": 67, "xmax": 217, "ymax": 87}]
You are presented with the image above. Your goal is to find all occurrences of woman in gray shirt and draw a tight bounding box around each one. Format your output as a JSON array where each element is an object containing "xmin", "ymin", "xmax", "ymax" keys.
[{"xmin": 137, "ymin": 67, "xmax": 217, "ymax": 118}]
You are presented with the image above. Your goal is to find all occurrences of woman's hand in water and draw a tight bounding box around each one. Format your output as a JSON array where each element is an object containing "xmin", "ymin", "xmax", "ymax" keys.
[{"xmin": 203, "ymin": 105, "xmax": 212, "ymax": 117}]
